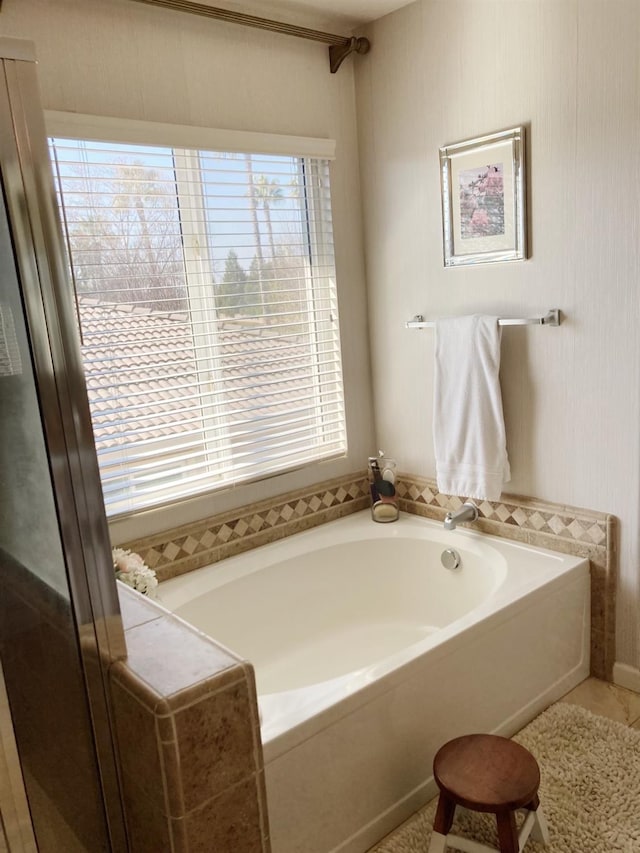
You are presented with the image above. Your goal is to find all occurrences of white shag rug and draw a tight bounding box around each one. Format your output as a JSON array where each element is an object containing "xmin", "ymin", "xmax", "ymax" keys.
[{"xmin": 370, "ymin": 702, "xmax": 640, "ymax": 853}]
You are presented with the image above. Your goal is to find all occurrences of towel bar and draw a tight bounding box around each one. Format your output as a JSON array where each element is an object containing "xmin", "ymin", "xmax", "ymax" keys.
[{"xmin": 405, "ymin": 309, "xmax": 561, "ymax": 329}]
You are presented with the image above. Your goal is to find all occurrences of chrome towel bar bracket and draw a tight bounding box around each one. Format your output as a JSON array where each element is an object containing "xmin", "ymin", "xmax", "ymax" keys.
[{"xmin": 405, "ymin": 309, "xmax": 561, "ymax": 329}]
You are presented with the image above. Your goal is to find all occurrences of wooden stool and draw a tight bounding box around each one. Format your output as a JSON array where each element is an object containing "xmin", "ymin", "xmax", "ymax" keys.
[{"xmin": 428, "ymin": 734, "xmax": 550, "ymax": 853}]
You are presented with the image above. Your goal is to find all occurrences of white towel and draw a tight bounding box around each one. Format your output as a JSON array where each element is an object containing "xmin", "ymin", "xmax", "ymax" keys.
[{"xmin": 433, "ymin": 315, "xmax": 510, "ymax": 501}]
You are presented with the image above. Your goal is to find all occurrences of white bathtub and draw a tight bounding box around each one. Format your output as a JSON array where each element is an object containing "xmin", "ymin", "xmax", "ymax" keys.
[{"xmin": 159, "ymin": 510, "xmax": 590, "ymax": 853}]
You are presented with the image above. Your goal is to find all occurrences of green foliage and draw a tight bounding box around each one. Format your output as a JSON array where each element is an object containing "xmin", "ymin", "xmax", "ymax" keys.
[{"xmin": 216, "ymin": 249, "xmax": 254, "ymax": 318}]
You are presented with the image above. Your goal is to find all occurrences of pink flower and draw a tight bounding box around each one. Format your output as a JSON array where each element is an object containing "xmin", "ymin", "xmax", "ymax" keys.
[
  {"xmin": 112, "ymin": 548, "xmax": 132, "ymax": 573},
  {"xmin": 111, "ymin": 547, "xmax": 158, "ymax": 597}
]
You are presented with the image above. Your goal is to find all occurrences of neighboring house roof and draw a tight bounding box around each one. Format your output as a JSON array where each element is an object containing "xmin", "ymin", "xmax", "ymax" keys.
[{"xmin": 77, "ymin": 296, "xmax": 321, "ymax": 449}]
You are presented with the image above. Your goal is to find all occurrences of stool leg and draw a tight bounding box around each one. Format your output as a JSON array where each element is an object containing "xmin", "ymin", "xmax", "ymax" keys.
[
  {"xmin": 429, "ymin": 794, "xmax": 456, "ymax": 853},
  {"xmin": 427, "ymin": 831, "xmax": 447, "ymax": 853},
  {"xmin": 531, "ymin": 805, "xmax": 550, "ymax": 844},
  {"xmin": 524, "ymin": 794, "xmax": 550, "ymax": 845},
  {"xmin": 496, "ymin": 811, "xmax": 519, "ymax": 853},
  {"xmin": 433, "ymin": 793, "xmax": 456, "ymax": 835}
]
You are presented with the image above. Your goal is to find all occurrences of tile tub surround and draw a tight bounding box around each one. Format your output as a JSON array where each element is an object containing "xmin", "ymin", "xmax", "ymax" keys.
[
  {"xmin": 118, "ymin": 470, "xmax": 616, "ymax": 679},
  {"xmin": 110, "ymin": 585, "xmax": 270, "ymax": 853},
  {"xmin": 118, "ymin": 472, "xmax": 371, "ymax": 583}
]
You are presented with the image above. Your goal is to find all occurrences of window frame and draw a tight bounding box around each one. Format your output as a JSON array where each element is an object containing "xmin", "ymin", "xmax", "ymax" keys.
[{"xmin": 46, "ymin": 113, "xmax": 346, "ymax": 519}]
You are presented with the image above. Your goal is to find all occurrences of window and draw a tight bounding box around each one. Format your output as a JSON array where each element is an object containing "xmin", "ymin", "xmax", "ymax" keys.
[{"xmin": 49, "ymin": 129, "xmax": 346, "ymax": 516}]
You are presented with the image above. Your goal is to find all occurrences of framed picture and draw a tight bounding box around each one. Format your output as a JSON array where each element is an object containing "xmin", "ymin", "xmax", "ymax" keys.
[{"xmin": 439, "ymin": 126, "xmax": 526, "ymax": 267}]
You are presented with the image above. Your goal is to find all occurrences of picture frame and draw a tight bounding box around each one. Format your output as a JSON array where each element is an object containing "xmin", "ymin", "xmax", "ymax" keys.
[{"xmin": 439, "ymin": 126, "xmax": 526, "ymax": 267}]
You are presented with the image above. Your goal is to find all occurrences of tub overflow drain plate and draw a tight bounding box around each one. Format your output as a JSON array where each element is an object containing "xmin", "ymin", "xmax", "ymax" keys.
[{"xmin": 441, "ymin": 548, "xmax": 461, "ymax": 570}]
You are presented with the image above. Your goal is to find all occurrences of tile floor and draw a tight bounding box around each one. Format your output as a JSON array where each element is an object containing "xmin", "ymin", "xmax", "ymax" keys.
[{"xmin": 559, "ymin": 676, "xmax": 640, "ymax": 729}]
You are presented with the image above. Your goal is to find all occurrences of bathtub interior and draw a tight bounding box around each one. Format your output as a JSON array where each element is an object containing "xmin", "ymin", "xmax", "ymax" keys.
[{"xmin": 161, "ymin": 533, "xmax": 508, "ymax": 694}]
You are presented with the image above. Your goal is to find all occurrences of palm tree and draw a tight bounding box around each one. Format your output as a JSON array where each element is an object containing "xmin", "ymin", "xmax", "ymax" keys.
[
  {"xmin": 243, "ymin": 154, "xmax": 265, "ymax": 314},
  {"xmin": 254, "ymin": 175, "xmax": 284, "ymax": 260}
]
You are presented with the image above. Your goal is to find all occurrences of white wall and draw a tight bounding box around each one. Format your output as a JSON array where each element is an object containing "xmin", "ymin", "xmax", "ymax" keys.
[
  {"xmin": 4, "ymin": 0, "xmax": 639, "ymax": 675},
  {"xmin": 1, "ymin": 0, "xmax": 374, "ymax": 542},
  {"xmin": 355, "ymin": 0, "xmax": 640, "ymax": 671}
]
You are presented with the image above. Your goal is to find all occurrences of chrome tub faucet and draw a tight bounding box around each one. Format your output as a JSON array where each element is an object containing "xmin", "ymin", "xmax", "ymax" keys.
[{"xmin": 443, "ymin": 501, "xmax": 479, "ymax": 531}]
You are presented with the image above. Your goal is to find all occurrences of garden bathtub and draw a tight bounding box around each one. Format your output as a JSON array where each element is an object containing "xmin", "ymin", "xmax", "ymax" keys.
[{"xmin": 159, "ymin": 510, "xmax": 590, "ymax": 853}]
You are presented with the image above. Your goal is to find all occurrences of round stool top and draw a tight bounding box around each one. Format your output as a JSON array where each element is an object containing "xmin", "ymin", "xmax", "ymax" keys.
[{"xmin": 433, "ymin": 734, "xmax": 540, "ymax": 813}]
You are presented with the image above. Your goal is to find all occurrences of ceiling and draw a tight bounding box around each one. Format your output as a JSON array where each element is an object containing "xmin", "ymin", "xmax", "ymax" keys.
[
  {"xmin": 276, "ymin": 0, "xmax": 416, "ymax": 25},
  {"xmin": 211, "ymin": 0, "xmax": 416, "ymax": 28}
]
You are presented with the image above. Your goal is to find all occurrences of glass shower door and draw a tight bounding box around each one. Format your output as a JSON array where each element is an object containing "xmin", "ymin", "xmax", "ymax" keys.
[{"xmin": 0, "ymin": 39, "xmax": 127, "ymax": 852}]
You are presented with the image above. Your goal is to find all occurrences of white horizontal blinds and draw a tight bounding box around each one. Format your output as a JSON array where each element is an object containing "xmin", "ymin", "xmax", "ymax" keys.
[{"xmin": 49, "ymin": 136, "xmax": 346, "ymax": 516}]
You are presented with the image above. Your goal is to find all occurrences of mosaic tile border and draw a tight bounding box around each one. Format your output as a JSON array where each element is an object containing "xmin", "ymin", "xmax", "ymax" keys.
[
  {"xmin": 120, "ymin": 471, "xmax": 617, "ymax": 681},
  {"xmin": 121, "ymin": 473, "xmax": 370, "ymax": 583},
  {"xmin": 395, "ymin": 476, "xmax": 610, "ymax": 545}
]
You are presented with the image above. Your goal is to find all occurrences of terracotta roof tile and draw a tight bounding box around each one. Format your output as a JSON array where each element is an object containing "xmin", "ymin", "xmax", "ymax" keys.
[{"xmin": 78, "ymin": 297, "xmax": 319, "ymax": 449}]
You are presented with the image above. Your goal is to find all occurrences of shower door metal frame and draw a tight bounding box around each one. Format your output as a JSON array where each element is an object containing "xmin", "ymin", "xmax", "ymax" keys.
[{"xmin": 0, "ymin": 37, "xmax": 127, "ymax": 850}]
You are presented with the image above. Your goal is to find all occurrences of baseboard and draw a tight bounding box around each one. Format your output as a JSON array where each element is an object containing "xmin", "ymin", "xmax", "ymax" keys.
[
  {"xmin": 331, "ymin": 776, "xmax": 437, "ymax": 853},
  {"xmin": 613, "ymin": 662, "xmax": 640, "ymax": 694},
  {"xmin": 492, "ymin": 658, "xmax": 590, "ymax": 739}
]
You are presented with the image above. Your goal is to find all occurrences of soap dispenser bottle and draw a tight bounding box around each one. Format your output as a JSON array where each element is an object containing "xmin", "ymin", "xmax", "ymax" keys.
[{"xmin": 368, "ymin": 452, "xmax": 399, "ymax": 523}]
